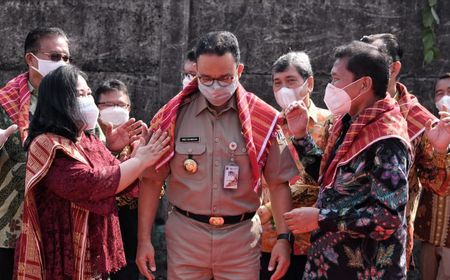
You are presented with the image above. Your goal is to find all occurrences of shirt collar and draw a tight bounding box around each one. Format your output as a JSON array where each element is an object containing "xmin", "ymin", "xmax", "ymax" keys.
[
  {"xmin": 307, "ymin": 100, "xmax": 319, "ymax": 124},
  {"xmin": 27, "ymin": 80, "xmax": 38, "ymax": 96}
]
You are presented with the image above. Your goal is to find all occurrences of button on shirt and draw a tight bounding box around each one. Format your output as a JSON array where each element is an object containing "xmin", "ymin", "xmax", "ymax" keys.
[{"xmin": 146, "ymin": 92, "xmax": 297, "ymax": 216}]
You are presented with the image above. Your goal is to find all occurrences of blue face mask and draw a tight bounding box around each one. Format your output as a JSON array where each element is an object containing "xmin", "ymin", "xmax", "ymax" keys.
[{"xmin": 198, "ymin": 77, "xmax": 238, "ymax": 106}]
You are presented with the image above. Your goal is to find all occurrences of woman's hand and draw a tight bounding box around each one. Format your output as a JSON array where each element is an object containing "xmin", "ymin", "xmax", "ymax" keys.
[{"xmin": 133, "ymin": 129, "xmax": 170, "ymax": 168}]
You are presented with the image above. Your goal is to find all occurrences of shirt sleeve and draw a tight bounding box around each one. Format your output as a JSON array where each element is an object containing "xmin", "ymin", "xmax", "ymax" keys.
[
  {"xmin": 318, "ymin": 139, "xmax": 409, "ymax": 241},
  {"xmin": 42, "ymin": 151, "xmax": 120, "ymax": 215},
  {"xmin": 263, "ymin": 129, "xmax": 299, "ymax": 187},
  {"xmin": 415, "ymin": 134, "xmax": 450, "ymax": 196},
  {"xmin": 292, "ymin": 133, "xmax": 323, "ymax": 182},
  {"xmin": 140, "ymin": 162, "xmax": 170, "ymax": 182}
]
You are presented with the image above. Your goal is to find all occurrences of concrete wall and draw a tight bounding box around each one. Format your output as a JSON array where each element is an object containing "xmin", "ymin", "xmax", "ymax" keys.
[{"xmin": 1, "ymin": 0, "xmax": 449, "ymax": 123}]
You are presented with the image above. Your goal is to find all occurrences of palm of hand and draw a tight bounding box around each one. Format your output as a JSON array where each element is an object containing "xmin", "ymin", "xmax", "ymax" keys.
[
  {"xmin": 286, "ymin": 108, "xmax": 308, "ymax": 138},
  {"xmin": 107, "ymin": 125, "xmax": 130, "ymax": 150},
  {"xmin": 426, "ymin": 120, "xmax": 450, "ymax": 152}
]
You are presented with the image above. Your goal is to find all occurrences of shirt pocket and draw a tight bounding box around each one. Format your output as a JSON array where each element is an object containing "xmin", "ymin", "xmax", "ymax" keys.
[
  {"xmin": 228, "ymin": 146, "xmax": 251, "ymax": 185},
  {"xmin": 173, "ymin": 142, "xmax": 207, "ymax": 180}
]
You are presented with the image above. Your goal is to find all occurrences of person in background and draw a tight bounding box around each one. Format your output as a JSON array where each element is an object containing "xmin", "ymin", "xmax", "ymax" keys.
[
  {"xmin": 15, "ymin": 65, "xmax": 170, "ymax": 279},
  {"xmin": 285, "ymin": 41, "xmax": 411, "ymax": 279},
  {"xmin": 137, "ymin": 31, "xmax": 295, "ymax": 280},
  {"xmin": 361, "ymin": 34, "xmax": 450, "ymax": 269},
  {"xmin": 0, "ymin": 27, "xmax": 70, "ymax": 279},
  {"xmin": 433, "ymin": 73, "xmax": 450, "ymax": 113},
  {"xmin": 414, "ymin": 72, "xmax": 450, "ymax": 280},
  {"xmin": 182, "ymin": 49, "xmax": 197, "ymax": 90},
  {"xmin": 259, "ymin": 51, "xmax": 331, "ymax": 279},
  {"xmin": 95, "ymin": 79, "xmax": 140, "ymax": 280}
]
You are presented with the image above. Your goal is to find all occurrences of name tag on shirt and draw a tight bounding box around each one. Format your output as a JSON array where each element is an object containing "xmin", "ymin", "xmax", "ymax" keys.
[{"xmin": 180, "ymin": 136, "xmax": 200, "ymax": 143}]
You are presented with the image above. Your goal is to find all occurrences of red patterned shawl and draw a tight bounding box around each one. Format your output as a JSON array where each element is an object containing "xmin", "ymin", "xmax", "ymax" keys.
[
  {"xmin": 16, "ymin": 134, "xmax": 92, "ymax": 280},
  {"xmin": 396, "ymin": 82, "xmax": 437, "ymax": 141},
  {"xmin": 320, "ymin": 96, "xmax": 411, "ymax": 190},
  {"xmin": 0, "ymin": 72, "xmax": 31, "ymax": 143},
  {"xmin": 150, "ymin": 78, "xmax": 280, "ymax": 191}
]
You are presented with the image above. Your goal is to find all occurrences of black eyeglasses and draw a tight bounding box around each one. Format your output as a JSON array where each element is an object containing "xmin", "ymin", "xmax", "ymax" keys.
[
  {"xmin": 37, "ymin": 51, "xmax": 72, "ymax": 63},
  {"xmin": 197, "ymin": 75, "xmax": 236, "ymax": 87},
  {"xmin": 97, "ymin": 102, "xmax": 130, "ymax": 109}
]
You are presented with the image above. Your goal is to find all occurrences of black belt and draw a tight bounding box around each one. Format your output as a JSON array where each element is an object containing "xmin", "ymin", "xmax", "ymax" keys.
[{"xmin": 174, "ymin": 206, "xmax": 255, "ymax": 226}]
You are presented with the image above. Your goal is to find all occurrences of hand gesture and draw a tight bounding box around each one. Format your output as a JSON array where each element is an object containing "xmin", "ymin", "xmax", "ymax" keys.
[
  {"xmin": 425, "ymin": 105, "xmax": 450, "ymax": 153},
  {"xmin": 0, "ymin": 124, "xmax": 18, "ymax": 148},
  {"xmin": 133, "ymin": 129, "xmax": 170, "ymax": 168},
  {"xmin": 99, "ymin": 118, "xmax": 145, "ymax": 152},
  {"xmin": 284, "ymin": 100, "xmax": 309, "ymax": 139},
  {"xmin": 284, "ymin": 207, "xmax": 319, "ymax": 235},
  {"xmin": 257, "ymin": 205, "xmax": 272, "ymax": 225}
]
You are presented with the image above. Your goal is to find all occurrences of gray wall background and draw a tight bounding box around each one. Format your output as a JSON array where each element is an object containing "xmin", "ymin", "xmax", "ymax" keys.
[{"xmin": 1, "ymin": 0, "xmax": 449, "ymax": 123}]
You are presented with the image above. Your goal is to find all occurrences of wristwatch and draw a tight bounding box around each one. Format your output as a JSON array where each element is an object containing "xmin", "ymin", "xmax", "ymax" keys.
[{"xmin": 277, "ymin": 232, "xmax": 294, "ymax": 247}]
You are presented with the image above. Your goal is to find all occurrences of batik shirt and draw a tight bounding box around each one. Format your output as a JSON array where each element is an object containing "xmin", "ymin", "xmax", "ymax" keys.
[
  {"xmin": 294, "ymin": 132, "xmax": 409, "ymax": 279},
  {"xmin": 393, "ymin": 83, "xmax": 450, "ymax": 265},
  {"xmin": 0, "ymin": 75, "xmax": 34, "ymax": 248}
]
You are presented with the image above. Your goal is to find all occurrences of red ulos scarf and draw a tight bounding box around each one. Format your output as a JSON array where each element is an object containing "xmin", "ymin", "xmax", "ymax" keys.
[
  {"xmin": 396, "ymin": 82, "xmax": 437, "ymax": 141},
  {"xmin": 16, "ymin": 134, "xmax": 125, "ymax": 279},
  {"xmin": 320, "ymin": 95, "xmax": 411, "ymax": 190},
  {"xmin": 150, "ymin": 78, "xmax": 280, "ymax": 191},
  {"xmin": 0, "ymin": 72, "xmax": 31, "ymax": 143}
]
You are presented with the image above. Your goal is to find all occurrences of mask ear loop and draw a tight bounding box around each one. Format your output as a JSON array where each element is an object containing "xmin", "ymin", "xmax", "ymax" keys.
[
  {"xmin": 27, "ymin": 53, "xmax": 43, "ymax": 77},
  {"xmin": 344, "ymin": 77, "xmax": 367, "ymax": 103}
]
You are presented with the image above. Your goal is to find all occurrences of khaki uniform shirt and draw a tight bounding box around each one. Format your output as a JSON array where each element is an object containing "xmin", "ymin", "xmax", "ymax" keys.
[{"xmin": 145, "ymin": 92, "xmax": 297, "ymax": 216}]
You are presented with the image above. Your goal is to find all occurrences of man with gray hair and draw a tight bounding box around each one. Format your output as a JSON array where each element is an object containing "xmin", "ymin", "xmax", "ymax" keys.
[{"xmin": 258, "ymin": 51, "xmax": 331, "ymax": 279}]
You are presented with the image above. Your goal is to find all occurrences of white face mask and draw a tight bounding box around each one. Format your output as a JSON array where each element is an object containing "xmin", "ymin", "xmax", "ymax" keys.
[
  {"xmin": 324, "ymin": 79, "xmax": 365, "ymax": 116},
  {"xmin": 274, "ymin": 81, "xmax": 308, "ymax": 110},
  {"xmin": 99, "ymin": 106, "xmax": 130, "ymax": 126},
  {"xmin": 31, "ymin": 53, "xmax": 67, "ymax": 77},
  {"xmin": 77, "ymin": 95, "xmax": 99, "ymax": 130},
  {"xmin": 182, "ymin": 74, "xmax": 194, "ymax": 90},
  {"xmin": 198, "ymin": 78, "xmax": 238, "ymax": 106},
  {"xmin": 435, "ymin": 95, "xmax": 450, "ymax": 112}
]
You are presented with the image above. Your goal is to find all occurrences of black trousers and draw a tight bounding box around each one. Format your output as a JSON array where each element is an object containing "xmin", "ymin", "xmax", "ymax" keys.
[
  {"xmin": 110, "ymin": 205, "xmax": 140, "ymax": 280},
  {"xmin": 260, "ymin": 252, "xmax": 307, "ymax": 280},
  {"xmin": 0, "ymin": 247, "xmax": 14, "ymax": 280}
]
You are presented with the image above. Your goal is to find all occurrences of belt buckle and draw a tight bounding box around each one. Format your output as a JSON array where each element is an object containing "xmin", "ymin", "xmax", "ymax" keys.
[{"xmin": 209, "ymin": 216, "xmax": 224, "ymax": 226}]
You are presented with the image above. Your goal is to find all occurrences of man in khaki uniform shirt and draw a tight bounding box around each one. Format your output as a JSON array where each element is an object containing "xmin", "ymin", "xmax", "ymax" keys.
[{"xmin": 137, "ymin": 31, "xmax": 296, "ymax": 280}]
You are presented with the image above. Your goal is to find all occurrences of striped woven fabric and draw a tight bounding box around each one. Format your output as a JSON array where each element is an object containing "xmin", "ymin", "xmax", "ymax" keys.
[
  {"xmin": 320, "ymin": 95, "xmax": 410, "ymax": 190},
  {"xmin": 0, "ymin": 72, "xmax": 31, "ymax": 143},
  {"xmin": 16, "ymin": 134, "xmax": 90, "ymax": 280},
  {"xmin": 150, "ymin": 78, "xmax": 280, "ymax": 191},
  {"xmin": 396, "ymin": 82, "xmax": 437, "ymax": 141}
]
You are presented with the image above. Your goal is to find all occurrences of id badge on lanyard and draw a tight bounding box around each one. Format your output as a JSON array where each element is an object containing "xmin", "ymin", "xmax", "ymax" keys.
[{"xmin": 224, "ymin": 141, "xmax": 239, "ymax": 189}]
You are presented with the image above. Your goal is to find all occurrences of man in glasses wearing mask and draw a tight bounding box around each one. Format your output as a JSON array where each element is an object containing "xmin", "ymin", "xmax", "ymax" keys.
[
  {"xmin": 361, "ymin": 33, "xmax": 450, "ymax": 270},
  {"xmin": 284, "ymin": 41, "xmax": 411, "ymax": 279},
  {"xmin": 0, "ymin": 27, "xmax": 71, "ymax": 279},
  {"xmin": 259, "ymin": 51, "xmax": 332, "ymax": 279},
  {"xmin": 137, "ymin": 31, "xmax": 296, "ymax": 280}
]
